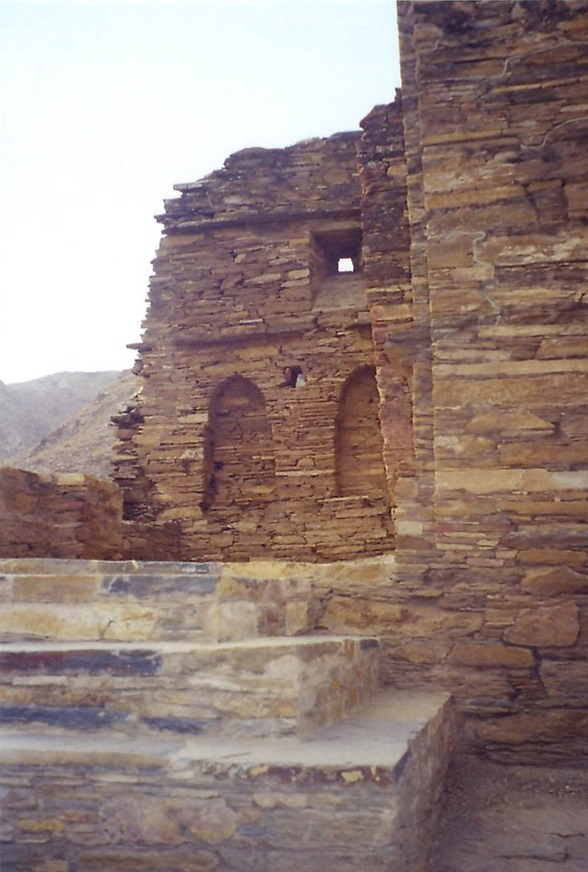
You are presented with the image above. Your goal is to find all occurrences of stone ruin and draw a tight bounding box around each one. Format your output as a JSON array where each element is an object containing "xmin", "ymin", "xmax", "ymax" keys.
[
  {"xmin": 1, "ymin": 2, "xmax": 587, "ymax": 869},
  {"xmin": 114, "ymin": 127, "xmax": 404, "ymax": 562}
]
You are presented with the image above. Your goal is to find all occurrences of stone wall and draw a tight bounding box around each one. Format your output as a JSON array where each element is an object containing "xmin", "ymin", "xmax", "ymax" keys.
[
  {"xmin": 363, "ymin": 0, "xmax": 588, "ymax": 761},
  {"xmin": 0, "ymin": 467, "xmax": 122, "ymax": 560},
  {"xmin": 115, "ymin": 133, "xmax": 397, "ymax": 562}
]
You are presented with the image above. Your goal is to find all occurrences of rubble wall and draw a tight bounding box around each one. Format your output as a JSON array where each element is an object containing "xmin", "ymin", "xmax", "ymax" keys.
[
  {"xmin": 0, "ymin": 468, "xmax": 122, "ymax": 560},
  {"xmin": 388, "ymin": 0, "xmax": 588, "ymax": 760}
]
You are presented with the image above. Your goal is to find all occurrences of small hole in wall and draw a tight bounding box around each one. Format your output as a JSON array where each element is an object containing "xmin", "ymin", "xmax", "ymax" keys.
[
  {"xmin": 337, "ymin": 257, "xmax": 355, "ymax": 273},
  {"xmin": 284, "ymin": 365, "xmax": 305, "ymax": 388}
]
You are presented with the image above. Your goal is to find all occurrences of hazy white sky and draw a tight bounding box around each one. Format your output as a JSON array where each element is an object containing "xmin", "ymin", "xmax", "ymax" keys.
[{"xmin": 1, "ymin": 0, "xmax": 400, "ymax": 385}]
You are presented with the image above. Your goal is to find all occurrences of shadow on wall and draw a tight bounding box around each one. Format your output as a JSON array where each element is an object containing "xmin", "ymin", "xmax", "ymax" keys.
[{"xmin": 202, "ymin": 375, "xmax": 276, "ymax": 513}]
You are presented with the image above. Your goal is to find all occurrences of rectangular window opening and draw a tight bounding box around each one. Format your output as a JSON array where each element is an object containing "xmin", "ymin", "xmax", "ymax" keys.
[
  {"xmin": 311, "ymin": 227, "xmax": 362, "ymax": 279},
  {"xmin": 310, "ymin": 226, "xmax": 366, "ymax": 310}
]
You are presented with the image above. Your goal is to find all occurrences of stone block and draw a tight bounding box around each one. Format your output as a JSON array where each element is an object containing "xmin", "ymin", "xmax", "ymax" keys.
[
  {"xmin": 449, "ymin": 642, "xmax": 534, "ymax": 668},
  {"xmin": 474, "ymin": 709, "xmax": 588, "ymax": 749},
  {"xmin": 434, "ymin": 373, "xmax": 588, "ymax": 409},
  {"xmin": 321, "ymin": 596, "xmax": 404, "ymax": 632},
  {"xmin": 504, "ymin": 603, "xmax": 580, "ymax": 648},
  {"xmin": 466, "ymin": 411, "xmax": 554, "ymax": 433},
  {"xmin": 77, "ymin": 850, "xmax": 219, "ymax": 871},
  {"xmin": 0, "ymin": 604, "xmax": 157, "ymax": 642},
  {"xmin": 522, "ymin": 566, "xmax": 588, "ymax": 596},
  {"xmin": 202, "ymin": 601, "xmax": 259, "ymax": 642},
  {"xmin": 12, "ymin": 574, "xmax": 100, "ymax": 603}
]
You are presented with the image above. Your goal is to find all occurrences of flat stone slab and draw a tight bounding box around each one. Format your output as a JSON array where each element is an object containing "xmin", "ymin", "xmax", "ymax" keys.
[{"xmin": 0, "ymin": 635, "xmax": 379, "ymax": 738}]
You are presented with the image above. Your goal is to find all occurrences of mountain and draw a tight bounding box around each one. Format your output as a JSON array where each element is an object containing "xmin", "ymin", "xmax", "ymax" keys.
[
  {"xmin": 0, "ymin": 379, "xmax": 28, "ymax": 461},
  {"xmin": 0, "ymin": 370, "xmax": 134, "ymax": 477},
  {"xmin": 14, "ymin": 371, "xmax": 138, "ymax": 479}
]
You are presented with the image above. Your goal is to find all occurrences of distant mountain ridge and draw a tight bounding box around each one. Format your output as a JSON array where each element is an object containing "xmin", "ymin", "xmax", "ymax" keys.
[{"xmin": 0, "ymin": 370, "xmax": 135, "ymax": 477}]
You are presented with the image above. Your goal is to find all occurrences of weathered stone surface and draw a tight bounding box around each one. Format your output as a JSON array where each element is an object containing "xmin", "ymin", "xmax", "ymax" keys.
[
  {"xmin": 474, "ymin": 709, "xmax": 588, "ymax": 752},
  {"xmin": 522, "ymin": 566, "xmax": 588, "ymax": 597},
  {"xmin": 202, "ymin": 601, "xmax": 259, "ymax": 642},
  {"xmin": 0, "ymin": 603, "xmax": 157, "ymax": 642},
  {"xmin": 449, "ymin": 642, "xmax": 534, "ymax": 669},
  {"xmin": 540, "ymin": 659, "xmax": 588, "ymax": 703},
  {"xmin": 320, "ymin": 596, "xmax": 483, "ymax": 639},
  {"xmin": 0, "ymin": 559, "xmax": 312, "ymax": 644},
  {"xmin": 78, "ymin": 850, "xmax": 219, "ymax": 871},
  {"xmin": 321, "ymin": 596, "xmax": 404, "ymax": 632},
  {"xmin": 504, "ymin": 603, "xmax": 580, "ymax": 648},
  {"xmin": 12, "ymin": 573, "xmax": 101, "ymax": 602},
  {"xmin": 387, "ymin": 638, "xmax": 449, "ymax": 666},
  {"xmin": 102, "ymin": 794, "xmax": 240, "ymax": 845},
  {"xmin": 0, "ymin": 636, "xmax": 380, "ymax": 739}
]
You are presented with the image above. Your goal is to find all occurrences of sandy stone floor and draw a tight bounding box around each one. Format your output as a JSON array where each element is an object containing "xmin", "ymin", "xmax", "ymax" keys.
[{"xmin": 429, "ymin": 755, "xmax": 588, "ymax": 872}]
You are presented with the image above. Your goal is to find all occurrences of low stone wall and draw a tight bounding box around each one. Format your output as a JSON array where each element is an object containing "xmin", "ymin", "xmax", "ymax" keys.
[{"xmin": 0, "ymin": 468, "xmax": 122, "ymax": 560}]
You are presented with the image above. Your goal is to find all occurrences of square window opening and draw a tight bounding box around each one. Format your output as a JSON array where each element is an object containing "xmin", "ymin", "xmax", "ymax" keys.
[{"xmin": 311, "ymin": 228, "xmax": 362, "ymax": 282}]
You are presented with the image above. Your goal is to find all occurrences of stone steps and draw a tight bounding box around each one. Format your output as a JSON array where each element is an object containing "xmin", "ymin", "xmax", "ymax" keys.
[
  {"xmin": 0, "ymin": 635, "xmax": 379, "ymax": 739},
  {"xmin": 0, "ymin": 558, "xmax": 457, "ymax": 869},
  {"xmin": 0, "ymin": 558, "xmax": 311, "ymax": 643},
  {"xmin": 0, "ymin": 689, "xmax": 456, "ymax": 872}
]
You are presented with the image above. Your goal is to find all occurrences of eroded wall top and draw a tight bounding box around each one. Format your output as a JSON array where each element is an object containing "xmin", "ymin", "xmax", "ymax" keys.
[{"xmin": 159, "ymin": 132, "xmax": 362, "ymax": 233}]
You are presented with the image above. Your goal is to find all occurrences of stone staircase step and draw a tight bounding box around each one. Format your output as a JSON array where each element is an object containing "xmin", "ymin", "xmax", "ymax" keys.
[
  {"xmin": 0, "ymin": 558, "xmax": 311, "ymax": 642},
  {"xmin": 0, "ymin": 689, "xmax": 455, "ymax": 872},
  {"xmin": 0, "ymin": 635, "xmax": 379, "ymax": 739}
]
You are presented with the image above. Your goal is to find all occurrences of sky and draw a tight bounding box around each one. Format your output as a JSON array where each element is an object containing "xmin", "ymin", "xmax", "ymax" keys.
[{"xmin": 0, "ymin": 0, "xmax": 400, "ymax": 385}]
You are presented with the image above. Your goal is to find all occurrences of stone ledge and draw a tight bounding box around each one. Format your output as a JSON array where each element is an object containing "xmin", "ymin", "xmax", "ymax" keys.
[
  {"xmin": 0, "ymin": 636, "xmax": 380, "ymax": 740},
  {"xmin": 0, "ymin": 689, "xmax": 450, "ymax": 773}
]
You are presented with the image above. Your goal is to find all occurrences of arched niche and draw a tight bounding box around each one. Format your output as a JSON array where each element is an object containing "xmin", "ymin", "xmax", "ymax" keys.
[
  {"xmin": 335, "ymin": 366, "xmax": 389, "ymax": 499},
  {"xmin": 203, "ymin": 375, "xmax": 276, "ymax": 510}
]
